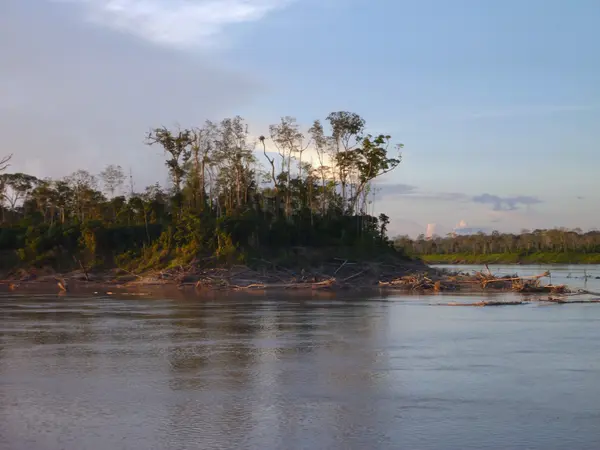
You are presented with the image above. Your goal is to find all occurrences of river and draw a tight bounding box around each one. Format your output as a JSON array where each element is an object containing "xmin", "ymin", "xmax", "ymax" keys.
[{"xmin": 1, "ymin": 265, "xmax": 600, "ymax": 449}]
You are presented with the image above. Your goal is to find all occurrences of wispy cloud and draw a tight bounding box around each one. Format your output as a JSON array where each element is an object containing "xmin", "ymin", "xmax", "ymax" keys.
[
  {"xmin": 472, "ymin": 193, "xmax": 542, "ymax": 211},
  {"xmin": 375, "ymin": 183, "xmax": 417, "ymax": 197},
  {"xmin": 376, "ymin": 184, "xmax": 469, "ymax": 202},
  {"xmin": 376, "ymin": 185, "xmax": 542, "ymax": 212},
  {"xmin": 53, "ymin": 0, "xmax": 297, "ymax": 48}
]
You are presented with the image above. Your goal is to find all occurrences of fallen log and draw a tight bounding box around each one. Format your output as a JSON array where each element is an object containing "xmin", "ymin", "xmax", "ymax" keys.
[
  {"xmin": 230, "ymin": 278, "xmax": 336, "ymax": 290},
  {"xmin": 482, "ymin": 271, "xmax": 550, "ymax": 288},
  {"xmin": 442, "ymin": 300, "xmax": 525, "ymax": 307}
]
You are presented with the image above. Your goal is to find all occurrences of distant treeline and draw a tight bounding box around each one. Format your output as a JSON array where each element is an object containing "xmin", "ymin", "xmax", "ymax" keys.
[
  {"xmin": 0, "ymin": 112, "xmax": 405, "ymax": 272},
  {"xmin": 394, "ymin": 229, "xmax": 600, "ymax": 264}
]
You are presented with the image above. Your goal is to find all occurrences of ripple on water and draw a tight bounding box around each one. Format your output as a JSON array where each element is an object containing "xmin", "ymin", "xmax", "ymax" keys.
[{"xmin": 2, "ymin": 287, "xmax": 600, "ymax": 449}]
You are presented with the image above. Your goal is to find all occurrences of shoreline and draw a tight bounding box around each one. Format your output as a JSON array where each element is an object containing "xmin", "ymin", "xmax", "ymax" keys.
[
  {"xmin": 419, "ymin": 253, "xmax": 600, "ymax": 265},
  {"xmin": 0, "ymin": 262, "xmax": 572, "ymax": 297}
]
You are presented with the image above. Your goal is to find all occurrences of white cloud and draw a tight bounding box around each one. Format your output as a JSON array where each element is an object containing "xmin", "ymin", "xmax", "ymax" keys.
[
  {"xmin": 1, "ymin": 1, "xmax": 262, "ymax": 188},
  {"xmin": 52, "ymin": 0, "xmax": 297, "ymax": 48}
]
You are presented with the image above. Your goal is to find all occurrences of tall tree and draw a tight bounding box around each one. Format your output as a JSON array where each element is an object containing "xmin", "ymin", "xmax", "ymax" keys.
[
  {"xmin": 347, "ymin": 134, "xmax": 402, "ymax": 213},
  {"xmin": 100, "ymin": 164, "xmax": 126, "ymax": 198},
  {"xmin": 308, "ymin": 120, "xmax": 331, "ymax": 215},
  {"xmin": 65, "ymin": 170, "xmax": 99, "ymax": 222},
  {"xmin": 146, "ymin": 127, "xmax": 193, "ymax": 194},
  {"xmin": 326, "ymin": 111, "xmax": 366, "ymax": 207}
]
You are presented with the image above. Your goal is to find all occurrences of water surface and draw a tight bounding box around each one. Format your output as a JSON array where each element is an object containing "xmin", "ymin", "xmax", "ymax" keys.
[{"xmin": 2, "ymin": 269, "xmax": 600, "ymax": 449}]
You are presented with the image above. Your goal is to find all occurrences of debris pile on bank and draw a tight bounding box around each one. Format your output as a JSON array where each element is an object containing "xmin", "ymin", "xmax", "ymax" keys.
[{"xmin": 1, "ymin": 262, "xmax": 595, "ymax": 302}]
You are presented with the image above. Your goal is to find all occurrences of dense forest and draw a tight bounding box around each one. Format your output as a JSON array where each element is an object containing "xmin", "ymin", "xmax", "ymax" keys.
[
  {"xmin": 0, "ymin": 112, "xmax": 406, "ymax": 273},
  {"xmin": 396, "ymin": 229, "xmax": 600, "ymax": 264}
]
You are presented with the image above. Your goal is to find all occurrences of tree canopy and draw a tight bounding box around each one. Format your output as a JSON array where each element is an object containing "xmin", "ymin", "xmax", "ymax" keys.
[
  {"xmin": 395, "ymin": 228, "xmax": 600, "ymax": 263},
  {"xmin": 0, "ymin": 112, "xmax": 405, "ymax": 272}
]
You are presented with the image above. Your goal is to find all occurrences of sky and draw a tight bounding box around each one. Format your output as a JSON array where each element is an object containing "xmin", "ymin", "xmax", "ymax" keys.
[{"xmin": 2, "ymin": 0, "xmax": 599, "ymax": 237}]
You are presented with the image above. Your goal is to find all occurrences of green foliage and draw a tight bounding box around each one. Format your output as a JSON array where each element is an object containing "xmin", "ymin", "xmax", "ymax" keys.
[
  {"xmin": 399, "ymin": 229, "xmax": 600, "ymax": 264},
  {"xmin": 0, "ymin": 111, "xmax": 407, "ymax": 273},
  {"xmin": 420, "ymin": 252, "xmax": 600, "ymax": 264}
]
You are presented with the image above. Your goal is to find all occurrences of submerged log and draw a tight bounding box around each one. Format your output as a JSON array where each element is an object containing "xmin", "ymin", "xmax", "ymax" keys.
[{"xmin": 442, "ymin": 300, "xmax": 525, "ymax": 307}]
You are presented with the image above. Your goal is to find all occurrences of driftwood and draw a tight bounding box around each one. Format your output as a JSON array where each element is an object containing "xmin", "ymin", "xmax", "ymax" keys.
[
  {"xmin": 0, "ymin": 262, "xmax": 584, "ymax": 297},
  {"xmin": 443, "ymin": 301, "xmax": 525, "ymax": 307},
  {"xmin": 117, "ymin": 268, "xmax": 144, "ymax": 279},
  {"xmin": 537, "ymin": 296, "xmax": 600, "ymax": 304},
  {"xmin": 443, "ymin": 297, "xmax": 600, "ymax": 306},
  {"xmin": 74, "ymin": 257, "xmax": 90, "ymax": 281},
  {"xmin": 230, "ymin": 278, "xmax": 336, "ymax": 291},
  {"xmin": 480, "ymin": 271, "xmax": 549, "ymax": 287}
]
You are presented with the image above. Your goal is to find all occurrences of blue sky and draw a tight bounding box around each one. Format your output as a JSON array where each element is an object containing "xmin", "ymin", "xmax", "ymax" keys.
[{"xmin": 2, "ymin": 0, "xmax": 599, "ymax": 236}]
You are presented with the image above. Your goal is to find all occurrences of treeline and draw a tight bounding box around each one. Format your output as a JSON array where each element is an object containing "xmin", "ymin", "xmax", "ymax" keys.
[
  {"xmin": 0, "ymin": 112, "xmax": 404, "ymax": 272},
  {"xmin": 395, "ymin": 229, "xmax": 600, "ymax": 263}
]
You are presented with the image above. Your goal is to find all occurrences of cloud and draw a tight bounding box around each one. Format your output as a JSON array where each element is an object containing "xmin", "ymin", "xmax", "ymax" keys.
[
  {"xmin": 375, "ymin": 184, "xmax": 542, "ymax": 215},
  {"xmin": 376, "ymin": 185, "xmax": 469, "ymax": 203},
  {"xmin": 375, "ymin": 183, "xmax": 417, "ymax": 197},
  {"xmin": 1, "ymin": 1, "xmax": 261, "ymax": 187},
  {"xmin": 52, "ymin": 0, "xmax": 297, "ymax": 48},
  {"xmin": 472, "ymin": 193, "xmax": 542, "ymax": 211}
]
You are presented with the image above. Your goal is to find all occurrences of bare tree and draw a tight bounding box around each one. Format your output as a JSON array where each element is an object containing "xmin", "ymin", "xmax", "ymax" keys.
[
  {"xmin": 269, "ymin": 116, "xmax": 310, "ymax": 216},
  {"xmin": 99, "ymin": 164, "xmax": 126, "ymax": 198},
  {"xmin": 308, "ymin": 120, "xmax": 331, "ymax": 214},
  {"xmin": 212, "ymin": 117, "xmax": 257, "ymax": 213},
  {"xmin": 259, "ymin": 135, "xmax": 276, "ymax": 188},
  {"xmin": 188, "ymin": 121, "xmax": 218, "ymax": 210}
]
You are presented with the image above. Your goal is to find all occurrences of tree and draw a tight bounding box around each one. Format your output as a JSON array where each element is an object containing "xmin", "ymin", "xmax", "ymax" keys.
[
  {"xmin": 326, "ymin": 111, "xmax": 365, "ymax": 206},
  {"xmin": 0, "ymin": 173, "xmax": 39, "ymax": 211},
  {"xmin": 269, "ymin": 116, "xmax": 310, "ymax": 216},
  {"xmin": 308, "ymin": 120, "xmax": 331, "ymax": 214},
  {"xmin": 0, "ymin": 110, "xmax": 408, "ymax": 272},
  {"xmin": 212, "ymin": 116, "xmax": 257, "ymax": 214},
  {"xmin": 187, "ymin": 123, "xmax": 216, "ymax": 210},
  {"xmin": 100, "ymin": 165, "xmax": 126, "ymax": 198},
  {"xmin": 146, "ymin": 127, "xmax": 193, "ymax": 194},
  {"xmin": 347, "ymin": 134, "xmax": 402, "ymax": 213},
  {"xmin": 378, "ymin": 213, "xmax": 390, "ymax": 240},
  {"xmin": 259, "ymin": 135, "xmax": 276, "ymax": 189},
  {"xmin": 65, "ymin": 170, "xmax": 99, "ymax": 222}
]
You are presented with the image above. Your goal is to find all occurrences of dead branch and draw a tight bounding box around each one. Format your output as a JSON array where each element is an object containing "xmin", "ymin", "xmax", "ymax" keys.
[
  {"xmin": 342, "ymin": 270, "xmax": 366, "ymax": 282},
  {"xmin": 334, "ymin": 260, "xmax": 348, "ymax": 275},
  {"xmin": 73, "ymin": 256, "xmax": 90, "ymax": 281},
  {"xmin": 117, "ymin": 268, "xmax": 143, "ymax": 279},
  {"xmin": 0, "ymin": 154, "xmax": 11, "ymax": 172}
]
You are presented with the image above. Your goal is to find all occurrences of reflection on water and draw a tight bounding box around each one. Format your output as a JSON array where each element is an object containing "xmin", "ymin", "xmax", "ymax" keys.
[{"xmin": 2, "ymin": 280, "xmax": 600, "ymax": 449}]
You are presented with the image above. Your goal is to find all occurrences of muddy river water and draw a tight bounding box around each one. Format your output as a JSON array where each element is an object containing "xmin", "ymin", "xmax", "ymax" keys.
[{"xmin": 1, "ymin": 265, "xmax": 600, "ymax": 449}]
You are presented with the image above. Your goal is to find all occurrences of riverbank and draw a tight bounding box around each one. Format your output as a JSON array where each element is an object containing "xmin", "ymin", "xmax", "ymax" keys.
[
  {"xmin": 0, "ymin": 259, "xmax": 572, "ymax": 297},
  {"xmin": 1, "ymin": 257, "xmax": 429, "ymax": 293},
  {"xmin": 419, "ymin": 252, "xmax": 600, "ymax": 265}
]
